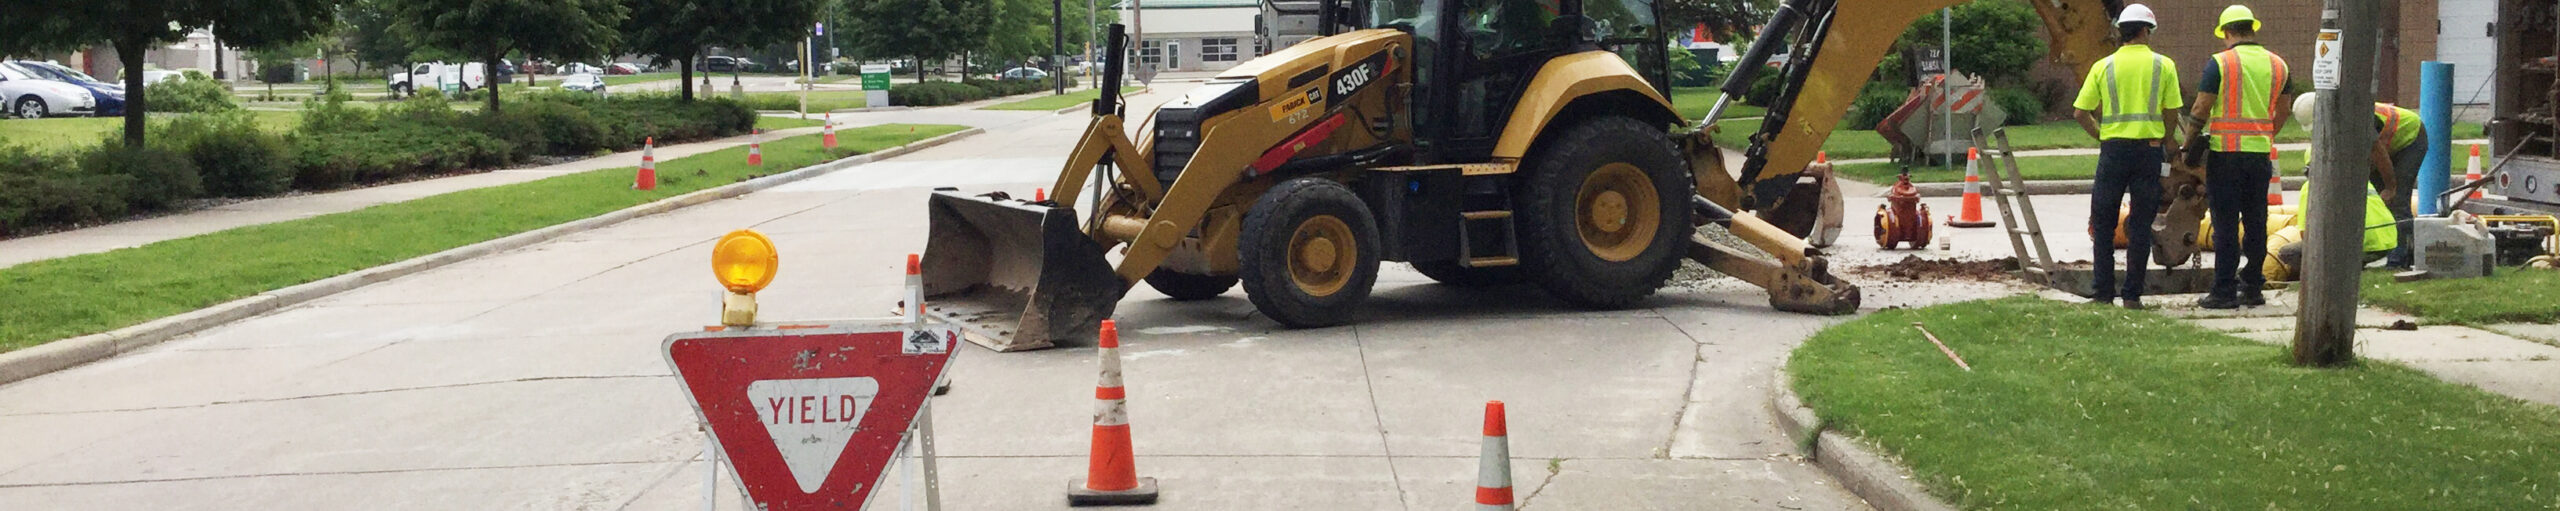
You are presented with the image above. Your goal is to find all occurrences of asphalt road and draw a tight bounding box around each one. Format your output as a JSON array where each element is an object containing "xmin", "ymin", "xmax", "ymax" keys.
[{"xmin": 0, "ymin": 84, "xmax": 2037, "ymax": 509}]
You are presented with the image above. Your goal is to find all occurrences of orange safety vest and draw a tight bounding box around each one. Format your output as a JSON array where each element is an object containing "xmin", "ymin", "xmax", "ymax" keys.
[{"xmin": 2208, "ymin": 46, "xmax": 2288, "ymax": 152}]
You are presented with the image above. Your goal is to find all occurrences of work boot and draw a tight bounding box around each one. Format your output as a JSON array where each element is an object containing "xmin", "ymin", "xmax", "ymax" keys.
[
  {"xmin": 2089, "ymin": 295, "xmax": 2115, "ymax": 306},
  {"xmin": 2197, "ymin": 295, "xmax": 2241, "ymax": 310},
  {"xmin": 2240, "ymin": 292, "xmax": 2266, "ymax": 307},
  {"xmin": 2121, "ymin": 297, "xmax": 2146, "ymax": 310}
]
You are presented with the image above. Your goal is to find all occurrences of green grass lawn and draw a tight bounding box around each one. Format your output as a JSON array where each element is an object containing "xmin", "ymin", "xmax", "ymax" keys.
[
  {"xmin": 0, "ymin": 111, "xmax": 301, "ymax": 151},
  {"xmin": 734, "ymin": 90, "xmax": 868, "ymax": 112},
  {"xmin": 752, "ymin": 116, "xmax": 827, "ymax": 131},
  {"xmin": 1705, "ymin": 114, "xmax": 2486, "ymax": 161},
  {"xmin": 2362, "ymin": 270, "xmax": 2560, "ymax": 325},
  {"xmin": 1668, "ymin": 87, "xmax": 1765, "ymax": 121},
  {"xmin": 0, "ymin": 124, "xmax": 967, "ymax": 352},
  {"xmin": 601, "ymin": 72, "xmax": 678, "ymax": 86},
  {"xmin": 1791, "ymin": 296, "xmax": 2560, "ymax": 509},
  {"xmin": 1834, "ymin": 151, "xmax": 2322, "ymax": 184},
  {"xmin": 980, "ymin": 86, "xmax": 1146, "ymax": 111}
]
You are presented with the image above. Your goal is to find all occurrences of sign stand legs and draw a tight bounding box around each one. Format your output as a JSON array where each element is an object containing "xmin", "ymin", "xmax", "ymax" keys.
[
  {"xmin": 921, "ymin": 401, "xmax": 943, "ymax": 510},
  {"xmin": 701, "ymin": 436, "xmax": 725, "ymax": 511}
]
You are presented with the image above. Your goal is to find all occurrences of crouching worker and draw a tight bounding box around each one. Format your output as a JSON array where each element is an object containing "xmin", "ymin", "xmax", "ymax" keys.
[{"xmin": 2267, "ymin": 180, "xmax": 2400, "ymax": 281}]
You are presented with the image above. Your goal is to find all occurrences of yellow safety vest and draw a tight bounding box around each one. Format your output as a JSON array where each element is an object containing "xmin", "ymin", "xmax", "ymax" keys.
[
  {"xmin": 2292, "ymin": 182, "xmax": 2400, "ymax": 252},
  {"xmin": 2375, "ymin": 104, "xmax": 2424, "ymax": 151},
  {"xmin": 2208, "ymin": 45, "xmax": 2288, "ymax": 152},
  {"xmin": 2075, "ymin": 45, "xmax": 2182, "ymax": 140}
]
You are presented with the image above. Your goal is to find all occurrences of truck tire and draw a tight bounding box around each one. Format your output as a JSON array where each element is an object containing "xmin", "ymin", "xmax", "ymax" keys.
[
  {"xmin": 1513, "ymin": 116, "xmax": 1692, "ymax": 308},
  {"xmin": 1239, "ymin": 177, "xmax": 1381, "ymax": 328},
  {"xmin": 1410, "ymin": 261, "xmax": 1522, "ymax": 287},
  {"xmin": 1144, "ymin": 269, "xmax": 1239, "ymax": 301}
]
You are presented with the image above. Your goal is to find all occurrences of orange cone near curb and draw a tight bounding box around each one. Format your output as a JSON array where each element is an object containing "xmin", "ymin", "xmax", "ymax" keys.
[
  {"xmin": 1475, "ymin": 401, "xmax": 1515, "ymax": 511},
  {"xmin": 747, "ymin": 129, "xmax": 765, "ymax": 166},
  {"xmin": 2466, "ymin": 144, "xmax": 2485, "ymax": 199},
  {"xmin": 1068, "ymin": 320, "xmax": 1159, "ymax": 506},
  {"xmin": 1035, "ymin": 187, "xmax": 1047, "ymax": 202},
  {"xmin": 2265, "ymin": 148, "xmax": 2285, "ymax": 205},
  {"xmin": 1948, "ymin": 147, "xmax": 1994, "ymax": 228},
  {"xmin": 822, "ymin": 113, "xmax": 839, "ymax": 149},
  {"xmin": 634, "ymin": 137, "xmax": 657, "ymax": 190}
]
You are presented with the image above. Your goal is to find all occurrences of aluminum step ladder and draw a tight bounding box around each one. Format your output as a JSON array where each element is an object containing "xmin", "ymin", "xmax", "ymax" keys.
[{"xmin": 1970, "ymin": 127, "xmax": 2059, "ymax": 286}]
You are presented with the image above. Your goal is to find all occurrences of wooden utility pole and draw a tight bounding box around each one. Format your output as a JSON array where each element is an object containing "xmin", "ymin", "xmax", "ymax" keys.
[{"xmin": 2294, "ymin": 0, "xmax": 2381, "ymax": 366}]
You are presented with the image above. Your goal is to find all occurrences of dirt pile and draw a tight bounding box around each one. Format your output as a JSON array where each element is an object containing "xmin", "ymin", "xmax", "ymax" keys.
[{"xmin": 1851, "ymin": 255, "xmax": 2019, "ymax": 282}]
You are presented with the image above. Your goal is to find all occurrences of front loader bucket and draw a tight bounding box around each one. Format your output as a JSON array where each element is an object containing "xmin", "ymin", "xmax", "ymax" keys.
[{"xmin": 922, "ymin": 191, "xmax": 1128, "ymax": 352}]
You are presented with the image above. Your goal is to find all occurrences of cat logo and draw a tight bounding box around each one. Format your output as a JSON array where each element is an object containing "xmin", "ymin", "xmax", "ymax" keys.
[{"xmin": 1268, "ymin": 87, "xmax": 1320, "ymax": 122}]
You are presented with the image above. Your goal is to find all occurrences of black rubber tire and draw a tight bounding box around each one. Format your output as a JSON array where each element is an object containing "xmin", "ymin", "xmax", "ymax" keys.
[
  {"xmin": 1143, "ymin": 269, "xmax": 1239, "ymax": 301},
  {"xmin": 1238, "ymin": 177, "xmax": 1382, "ymax": 328},
  {"xmin": 14, "ymin": 96, "xmax": 46, "ymax": 119},
  {"xmin": 1410, "ymin": 261, "xmax": 1523, "ymax": 287},
  {"xmin": 1512, "ymin": 116, "xmax": 1693, "ymax": 308}
]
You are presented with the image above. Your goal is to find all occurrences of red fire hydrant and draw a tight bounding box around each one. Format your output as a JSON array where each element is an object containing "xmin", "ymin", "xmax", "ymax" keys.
[{"xmin": 1875, "ymin": 173, "xmax": 1932, "ymax": 249}]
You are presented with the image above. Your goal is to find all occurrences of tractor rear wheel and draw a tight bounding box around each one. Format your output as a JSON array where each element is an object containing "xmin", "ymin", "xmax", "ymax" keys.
[
  {"xmin": 1410, "ymin": 261, "xmax": 1522, "ymax": 287},
  {"xmin": 1239, "ymin": 178, "xmax": 1381, "ymax": 328},
  {"xmin": 1144, "ymin": 269, "xmax": 1239, "ymax": 301},
  {"xmin": 1513, "ymin": 116, "xmax": 1692, "ymax": 308}
]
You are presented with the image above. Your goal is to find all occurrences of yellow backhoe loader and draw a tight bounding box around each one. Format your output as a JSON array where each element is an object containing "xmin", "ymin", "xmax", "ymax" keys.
[{"xmin": 921, "ymin": 0, "xmax": 2155, "ymax": 351}]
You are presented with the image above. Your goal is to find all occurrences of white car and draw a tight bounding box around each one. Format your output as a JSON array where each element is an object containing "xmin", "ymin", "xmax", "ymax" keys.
[
  {"xmin": 557, "ymin": 63, "xmax": 605, "ymax": 76},
  {"xmin": 0, "ymin": 64, "xmax": 96, "ymax": 119},
  {"xmin": 558, "ymin": 73, "xmax": 606, "ymax": 95}
]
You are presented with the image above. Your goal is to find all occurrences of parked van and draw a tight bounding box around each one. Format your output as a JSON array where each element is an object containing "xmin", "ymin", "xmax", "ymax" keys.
[{"xmin": 388, "ymin": 62, "xmax": 488, "ymax": 96}]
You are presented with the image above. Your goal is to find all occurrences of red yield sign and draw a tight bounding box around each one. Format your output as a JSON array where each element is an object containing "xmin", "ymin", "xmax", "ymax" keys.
[{"xmin": 663, "ymin": 321, "xmax": 957, "ymax": 509}]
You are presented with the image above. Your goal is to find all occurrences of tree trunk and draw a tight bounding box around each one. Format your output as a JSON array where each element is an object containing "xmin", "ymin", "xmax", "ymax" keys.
[
  {"xmin": 680, "ymin": 57, "xmax": 696, "ymax": 102},
  {"xmin": 917, "ymin": 56, "xmax": 927, "ymax": 82},
  {"xmin": 486, "ymin": 53, "xmax": 504, "ymax": 113},
  {"xmin": 117, "ymin": 38, "xmax": 147, "ymax": 148}
]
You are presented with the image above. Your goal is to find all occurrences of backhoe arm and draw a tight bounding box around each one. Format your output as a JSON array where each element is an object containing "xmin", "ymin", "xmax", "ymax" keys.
[{"xmin": 1715, "ymin": 0, "xmax": 2123, "ymax": 211}]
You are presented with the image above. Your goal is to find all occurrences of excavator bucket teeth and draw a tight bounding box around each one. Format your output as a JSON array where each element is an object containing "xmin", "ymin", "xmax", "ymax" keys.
[{"xmin": 921, "ymin": 191, "xmax": 1128, "ymax": 352}]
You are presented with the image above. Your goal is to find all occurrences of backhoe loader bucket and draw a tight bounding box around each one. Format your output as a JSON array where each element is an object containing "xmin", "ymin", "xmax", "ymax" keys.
[{"xmin": 921, "ymin": 191, "xmax": 1128, "ymax": 352}]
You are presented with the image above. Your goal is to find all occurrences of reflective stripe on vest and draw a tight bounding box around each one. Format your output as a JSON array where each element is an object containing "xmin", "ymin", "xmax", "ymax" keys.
[
  {"xmin": 2376, "ymin": 104, "xmax": 2423, "ymax": 150},
  {"xmin": 2100, "ymin": 55, "xmax": 2169, "ymax": 131},
  {"xmin": 2209, "ymin": 48, "xmax": 2285, "ymax": 152}
]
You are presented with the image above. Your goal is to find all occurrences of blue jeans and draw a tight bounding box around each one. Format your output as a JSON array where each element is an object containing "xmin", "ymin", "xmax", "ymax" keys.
[{"xmin": 2091, "ymin": 140, "xmax": 2165, "ymax": 300}]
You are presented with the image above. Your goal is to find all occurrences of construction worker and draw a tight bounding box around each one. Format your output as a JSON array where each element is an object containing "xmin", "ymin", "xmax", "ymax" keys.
[
  {"xmin": 2180, "ymin": 5, "xmax": 2290, "ymax": 310},
  {"xmin": 2272, "ymin": 179, "xmax": 2400, "ymax": 275},
  {"xmin": 2290, "ymin": 92, "xmax": 2429, "ymax": 269},
  {"xmin": 2072, "ymin": 3, "xmax": 2182, "ymax": 310}
]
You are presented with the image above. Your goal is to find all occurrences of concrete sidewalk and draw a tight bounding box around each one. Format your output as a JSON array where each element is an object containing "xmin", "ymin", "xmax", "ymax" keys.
[
  {"xmin": 2151, "ymin": 296, "xmax": 2560, "ymax": 407},
  {"xmin": 0, "ymin": 107, "xmax": 1066, "ymax": 271}
]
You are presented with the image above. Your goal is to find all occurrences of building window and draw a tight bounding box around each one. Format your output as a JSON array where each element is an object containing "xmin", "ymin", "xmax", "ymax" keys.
[
  {"xmin": 1201, "ymin": 38, "xmax": 1238, "ymax": 62},
  {"xmin": 1139, "ymin": 40, "xmax": 1164, "ymax": 67},
  {"xmin": 1253, "ymin": 37, "xmax": 1266, "ymax": 57}
]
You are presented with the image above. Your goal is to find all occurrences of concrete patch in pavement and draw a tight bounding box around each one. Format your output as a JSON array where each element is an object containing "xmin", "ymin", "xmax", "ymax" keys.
[
  {"xmin": 1768, "ymin": 368, "xmax": 1955, "ymax": 511},
  {"xmin": 2402, "ymin": 359, "xmax": 2560, "ymax": 407},
  {"xmin": 0, "ymin": 128, "xmax": 984, "ymax": 388}
]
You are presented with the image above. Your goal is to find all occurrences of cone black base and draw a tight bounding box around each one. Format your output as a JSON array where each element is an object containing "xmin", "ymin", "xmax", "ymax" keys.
[
  {"xmin": 1067, "ymin": 477, "xmax": 1159, "ymax": 506},
  {"xmin": 1949, "ymin": 220, "xmax": 1996, "ymax": 228}
]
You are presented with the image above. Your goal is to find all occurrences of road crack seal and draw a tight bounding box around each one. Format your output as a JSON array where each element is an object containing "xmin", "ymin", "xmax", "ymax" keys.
[{"xmin": 1517, "ymin": 458, "xmax": 1566, "ymax": 510}]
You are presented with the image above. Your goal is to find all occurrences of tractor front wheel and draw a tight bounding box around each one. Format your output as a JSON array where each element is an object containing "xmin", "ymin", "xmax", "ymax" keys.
[{"xmin": 1239, "ymin": 177, "xmax": 1381, "ymax": 328}]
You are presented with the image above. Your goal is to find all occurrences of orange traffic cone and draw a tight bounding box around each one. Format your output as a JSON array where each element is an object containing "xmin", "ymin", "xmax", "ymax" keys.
[
  {"xmin": 634, "ymin": 137, "xmax": 657, "ymax": 191},
  {"xmin": 822, "ymin": 113, "xmax": 839, "ymax": 149},
  {"xmin": 1815, "ymin": 151, "xmax": 1828, "ymax": 164},
  {"xmin": 1068, "ymin": 320, "xmax": 1159, "ymax": 505},
  {"xmin": 1035, "ymin": 187, "xmax": 1047, "ymax": 202},
  {"xmin": 747, "ymin": 129, "xmax": 764, "ymax": 166},
  {"xmin": 2266, "ymin": 148, "xmax": 2284, "ymax": 206},
  {"xmin": 1948, "ymin": 147, "xmax": 1994, "ymax": 227},
  {"xmin": 1475, "ymin": 401, "xmax": 1515, "ymax": 511},
  {"xmin": 2465, "ymin": 144, "xmax": 2485, "ymax": 199}
]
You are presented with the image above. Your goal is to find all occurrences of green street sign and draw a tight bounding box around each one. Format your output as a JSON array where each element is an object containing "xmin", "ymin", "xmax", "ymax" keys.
[{"xmin": 860, "ymin": 64, "xmax": 891, "ymax": 90}]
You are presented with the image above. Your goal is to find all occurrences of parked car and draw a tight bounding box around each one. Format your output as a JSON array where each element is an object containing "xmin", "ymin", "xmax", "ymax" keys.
[
  {"xmin": 557, "ymin": 62, "xmax": 605, "ymax": 76},
  {"xmin": 998, "ymin": 67, "xmax": 1050, "ymax": 81},
  {"xmin": 558, "ymin": 73, "xmax": 606, "ymax": 95},
  {"xmin": 703, "ymin": 56, "xmax": 740, "ymax": 73},
  {"xmin": 119, "ymin": 69, "xmax": 184, "ymax": 86},
  {"xmin": 388, "ymin": 62, "xmax": 488, "ymax": 95},
  {"xmin": 608, "ymin": 63, "xmax": 642, "ymax": 75},
  {"xmin": 0, "ymin": 64, "xmax": 98, "ymax": 119},
  {"xmin": 5, "ymin": 61, "xmax": 122, "ymax": 116}
]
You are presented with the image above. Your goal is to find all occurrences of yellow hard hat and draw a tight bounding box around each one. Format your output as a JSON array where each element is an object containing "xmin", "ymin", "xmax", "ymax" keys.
[{"xmin": 2216, "ymin": 5, "xmax": 2261, "ymax": 38}]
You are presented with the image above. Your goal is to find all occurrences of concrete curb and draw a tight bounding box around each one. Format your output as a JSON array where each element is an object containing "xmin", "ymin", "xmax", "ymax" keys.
[
  {"xmin": 1767, "ymin": 367, "xmax": 1958, "ymax": 511},
  {"xmin": 1892, "ymin": 176, "xmax": 2310, "ymax": 198},
  {"xmin": 0, "ymin": 127, "xmax": 985, "ymax": 387},
  {"xmin": 1048, "ymin": 87, "xmax": 1155, "ymax": 115}
]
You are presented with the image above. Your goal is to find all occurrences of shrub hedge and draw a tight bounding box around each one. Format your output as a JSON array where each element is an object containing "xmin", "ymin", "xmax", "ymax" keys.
[
  {"xmin": 142, "ymin": 70, "xmax": 239, "ymax": 113},
  {"xmin": 0, "ymin": 93, "xmax": 755, "ymax": 235},
  {"xmin": 885, "ymin": 79, "xmax": 1049, "ymax": 107}
]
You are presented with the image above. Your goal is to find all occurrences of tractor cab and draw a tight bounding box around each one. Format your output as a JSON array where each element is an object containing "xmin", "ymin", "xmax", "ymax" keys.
[{"xmin": 1306, "ymin": 0, "xmax": 1669, "ymax": 164}]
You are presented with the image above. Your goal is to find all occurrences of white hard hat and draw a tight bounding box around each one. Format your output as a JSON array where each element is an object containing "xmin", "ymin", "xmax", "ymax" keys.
[
  {"xmin": 2118, "ymin": 4, "xmax": 2158, "ymax": 27},
  {"xmin": 2292, "ymin": 92, "xmax": 2319, "ymax": 129}
]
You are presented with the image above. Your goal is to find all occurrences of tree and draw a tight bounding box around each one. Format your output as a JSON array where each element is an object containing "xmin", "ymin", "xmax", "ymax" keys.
[
  {"xmin": 391, "ymin": 0, "xmax": 625, "ymax": 112},
  {"xmin": 344, "ymin": 0, "xmax": 414, "ymax": 74},
  {"xmin": 1893, "ymin": 0, "xmax": 2044, "ymax": 85},
  {"xmin": 844, "ymin": 0, "xmax": 994, "ymax": 81},
  {"xmin": 0, "ymin": 0, "xmax": 336, "ymax": 147},
  {"xmin": 621, "ymin": 0, "xmax": 822, "ymax": 101}
]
